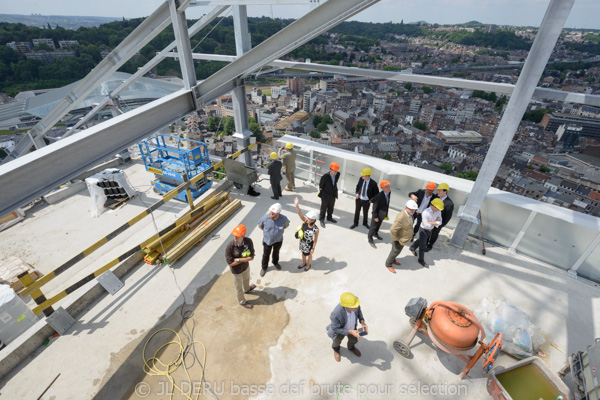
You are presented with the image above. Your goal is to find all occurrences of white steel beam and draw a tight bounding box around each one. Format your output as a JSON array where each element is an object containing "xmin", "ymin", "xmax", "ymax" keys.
[
  {"xmin": 192, "ymin": 0, "xmax": 381, "ymax": 105},
  {"xmin": 177, "ymin": 53, "xmax": 600, "ymax": 107},
  {"xmin": 0, "ymin": 90, "xmax": 196, "ymax": 216},
  {"xmin": 450, "ymin": 0, "xmax": 575, "ymax": 249},
  {"xmin": 191, "ymin": 0, "xmax": 316, "ymax": 5},
  {"xmin": 66, "ymin": 6, "xmax": 228, "ymax": 135},
  {"xmin": 169, "ymin": 0, "xmax": 197, "ymax": 89},
  {"xmin": 2, "ymin": 2, "xmax": 174, "ymax": 163}
]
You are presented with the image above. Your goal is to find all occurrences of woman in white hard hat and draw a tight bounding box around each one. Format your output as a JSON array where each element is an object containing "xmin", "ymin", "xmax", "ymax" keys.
[{"xmin": 294, "ymin": 197, "xmax": 319, "ymax": 271}]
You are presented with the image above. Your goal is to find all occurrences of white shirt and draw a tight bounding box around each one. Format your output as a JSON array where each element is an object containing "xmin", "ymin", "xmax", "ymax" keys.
[
  {"xmin": 344, "ymin": 310, "xmax": 357, "ymax": 331},
  {"xmin": 417, "ymin": 193, "xmax": 433, "ymax": 214},
  {"xmin": 419, "ymin": 207, "xmax": 442, "ymax": 231},
  {"xmin": 359, "ymin": 179, "xmax": 370, "ymax": 201}
]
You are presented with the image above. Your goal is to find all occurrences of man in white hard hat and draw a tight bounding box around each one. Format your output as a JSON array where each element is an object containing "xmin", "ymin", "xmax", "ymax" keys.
[
  {"xmin": 279, "ymin": 142, "xmax": 296, "ymax": 191},
  {"xmin": 351, "ymin": 167, "xmax": 379, "ymax": 230},
  {"xmin": 385, "ymin": 200, "xmax": 418, "ymax": 274},
  {"xmin": 257, "ymin": 203, "xmax": 289, "ymax": 277}
]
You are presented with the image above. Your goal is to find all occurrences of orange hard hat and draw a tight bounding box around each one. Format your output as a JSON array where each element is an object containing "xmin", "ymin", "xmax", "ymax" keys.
[
  {"xmin": 330, "ymin": 162, "xmax": 340, "ymax": 171},
  {"xmin": 380, "ymin": 180, "xmax": 391, "ymax": 188},
  {"xmin": 231, "ymin": 224, "xmax": 246, "ymax": 237},
  {"xmin": 425, "ymin": 181, "xmax": 437, "ymax": 191}
]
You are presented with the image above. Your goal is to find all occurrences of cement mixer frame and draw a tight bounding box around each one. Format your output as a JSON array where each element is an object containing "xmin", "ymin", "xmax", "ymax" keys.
[{"xmin": 394, "ymin": 300, "xmax": 502, "ymax": 380}]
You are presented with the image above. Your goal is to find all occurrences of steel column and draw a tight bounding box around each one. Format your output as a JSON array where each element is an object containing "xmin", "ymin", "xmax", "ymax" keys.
[
  {"xmin": 231, "ymin": 5, "xmax": 253, "ymax": 166},
  {"xmin": 450, "ymin": 0, "xmax": 575, "ymax": 249},
  {"xmin": 169, "ymin": 0, "xmax": 197, "ymax": 89}
]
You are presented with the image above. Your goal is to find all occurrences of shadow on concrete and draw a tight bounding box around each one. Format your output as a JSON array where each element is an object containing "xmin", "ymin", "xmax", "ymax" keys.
[
  {"xmin": 249, "ymin": 286, "xmax": 298, "ymax": 306},
  {"xmin": 346, "ymin": 339, "xmax": 394, "ymax": 371}
]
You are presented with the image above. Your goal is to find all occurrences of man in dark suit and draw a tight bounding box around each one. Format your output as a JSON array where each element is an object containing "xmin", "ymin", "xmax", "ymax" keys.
[
  {"xmin": 368, "ymin": 180, "xmax": 391, "ymax": 248},
  {"xmin": 318, "ymin": 161, "xmax": 341, "ymax": 228},
  {"xmin": 351, "ymin": 167, "xmax": 379, "ymax": 229},
  {"xmin": 267, "ymin": 152, "xmax": 283, "ymax": 200},
  {"xmin": 409, "ymin": 181, "xmax": 438, "ymax": 237},
  {"xmin": 426, "ymin": 183, "xmax": 454, "ymax": 251}
]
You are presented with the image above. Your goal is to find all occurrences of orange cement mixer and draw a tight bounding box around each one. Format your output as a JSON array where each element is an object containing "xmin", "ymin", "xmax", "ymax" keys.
[{"xmin": 394, "ymin": 298, "xmax": 502, "ymax": 379}]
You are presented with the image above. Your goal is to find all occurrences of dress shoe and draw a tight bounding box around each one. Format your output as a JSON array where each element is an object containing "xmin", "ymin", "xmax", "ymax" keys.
[
  {"xmin": 320, "ymin": 220, "xmax": 326, "ymax": 228},
  {"xmin": 350, "ymin": 347, "xmax": 361, "ymax": 357},
  {"xmin": 424, "ymin": 246, "xmax": 432, "ymax": 252},
  {"xmin": 368, "ymin": 240, "xmax": 376, "ymax": 249},
  {"xmin": 327, "ymin": 218, "xmax": 337, "ymax": 223},
  {"xmin": 386, "ymin": 266, "xmax": 397, "ymax": 274},
  {"xmin": 270, "ymin": 196, "xmax": 279, "ymax": 200},
  {"xmin": 284, "ymin": 188, "xmax": 293, "ymax": 191},
  {"xmin": 418, "ymin": 260, "xmax": 430, "ymax": 268},
  {"xmin": 392, "ymin": 261, "xmax": 401, "ymax": 266},
  {"xmin": 241, "ymin": 302, "xmax": 253, "ymax": 309},
  {"xmin": 260, "ymin": 268, "xmax": 267, "ymax": 277},
  {"xmin": 334, "ymin": 351, "xmax": 341, "ymax": 362},
  {"xmin": 245, "ymin": 284, "xmax": 256, "ymax": 293},
  {"xmin": 363, "ymin": 223, "xmax": 370, "ymax": 229},
  {"xmin": 374, "ymin": 234, "xmax": 383, "ymax": 240},
  {"xmin": 409, "ymin": 248, "xmax": 417, "ymax": 257},
  {"xmin": 274, "ymin": 263, "xmax": 282, "ymax": 270},
  {"xmin": 350, "ymin": 224, "xmax": 357, "ymax": 229}
]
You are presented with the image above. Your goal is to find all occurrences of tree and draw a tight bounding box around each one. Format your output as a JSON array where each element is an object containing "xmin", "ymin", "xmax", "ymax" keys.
[
  {"xmin": 248, "ymin": 117, "xmax": 264, "ymax": 142},
  {"xmin": 456, "ymin": 170, "xmax": 478, "ymax": 181},
  {"xmin": 422, "ymin": 86, "xmax": 434, "ymax": 94},
  {"xmin": 309, "ymin": 131, "xmax": 321, "ymax": 139},
  {"xmin": 312, "ymin": 115, "xmax": 322, "ymax": 126},
  {"xmin": 223, "ymin": 117, "xmax": 235, "ymax": 135},
  {"xmin": 440, "ymin": 163, "xmax": 453, "ymax": 174},
  {"xmin": 413, "ymin": 121, "xmax": 428, "ymax": 131},
  {"xmin": 317, "ymin": 121, "xmax": 329, "ymax": 132},
  {"xmin": 404, "ymin": 82, "xmax": 413, "ymax": 92},
  {"xmin": 382, "ymin": 153, "xmax": 392, "ymax": 161},
  {"xmin": 207, "ymin": 116, "xmax": 220, "ymax": 132}
]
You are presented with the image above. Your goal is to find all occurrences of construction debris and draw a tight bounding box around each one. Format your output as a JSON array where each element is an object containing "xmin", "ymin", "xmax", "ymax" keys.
[{"xmin": 0, "ymin": 257, "xmax": 43, "ymax": 292}]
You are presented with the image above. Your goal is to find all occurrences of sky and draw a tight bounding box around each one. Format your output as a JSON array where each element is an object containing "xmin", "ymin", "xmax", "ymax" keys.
[{"xmin": 1, "ymin": 0, "xmax": 599, "ymax": 30}]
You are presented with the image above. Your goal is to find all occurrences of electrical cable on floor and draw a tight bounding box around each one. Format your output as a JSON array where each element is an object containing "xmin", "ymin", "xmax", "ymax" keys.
[{"xmin": 125, "ymin": 173, "xmax": 219, "ymax": 399}]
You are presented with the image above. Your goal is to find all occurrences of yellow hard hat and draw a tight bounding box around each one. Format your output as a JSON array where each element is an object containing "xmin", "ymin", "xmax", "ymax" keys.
[
  {"xmin": 270, "ymin": 152, "xmax": 277, "ymax": 160},
  {"xmin": 438, "ymin": 183, "xmax": 450, "ymax": 191},
  {"xmin": 361, "ymin": 167, "xmax": 372, "ymax": 176},
  {"xmin": 285, "ymin": 142, "xmax": 294, "ymax": 149},
  {"xmin": 431, "ymin": 198, "xmax": 444, "ymax": 211},
  {"xmin": 340, "ymin": 292, "xmax": 360, "ymax": 308}
]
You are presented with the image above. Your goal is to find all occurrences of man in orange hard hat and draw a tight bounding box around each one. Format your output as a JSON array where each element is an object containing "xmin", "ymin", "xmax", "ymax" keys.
[
  {"xmin": 408, "ymin": 181, "xmax": 438, "ymax": 240},
  {"xmin": 367, "ymin": 180, "xmax": 392, "ymax": 249},
  {"xmin": 225, "ymin": 224, "xmax": 256, "ymax": 309},
  {"xmin": 318, "ymin": 161, "xmax": 341, "ymax": 228},
  {"xmin": 279, "ymin": 142, "xmax": 296, "ymax": 191}
]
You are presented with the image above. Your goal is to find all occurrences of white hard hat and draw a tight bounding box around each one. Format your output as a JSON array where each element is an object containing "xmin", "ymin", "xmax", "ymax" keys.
[
  {"xmin": 406, "ymin": 199, "xmax": 419, "ymax": 210},
  {"xmin": 269, "ymin": 203, "xmax": 282, "ymax": 214},
  {"xmin": 305, "ymin": 210, "xmax": 319, "ymax": 220}
]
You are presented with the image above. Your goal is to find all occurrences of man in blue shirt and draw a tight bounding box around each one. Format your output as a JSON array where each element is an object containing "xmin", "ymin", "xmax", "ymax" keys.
[{"xmin": 258, "ymin": 203, "xmax": 290, "ymax": 277}]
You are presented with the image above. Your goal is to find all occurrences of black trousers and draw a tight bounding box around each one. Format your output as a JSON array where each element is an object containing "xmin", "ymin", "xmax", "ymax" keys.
[
  {"xmin": 410, "ymin": 228, "xmax": 432, "ymax": 263},
  {"xmin": 319, "ymin": 196, "xmax": 336, "ymax": 220},
  {"xmin": 428, "ymin": 226, "xmax": 443, "ymax": 248},
  {"xmin": 413, "ymin": 212, "xmax": 423, "ymax": 235},
  {"xmin": 353, "ymin": 199, "xmax": 370, "ymax": 225},
  {"xmin": 271, "ymin": 180, "xmax": 282, "ymax": 199},
  {"xmin": 332, "ymin": 333, "xmax": 358, "ymax": 352},
  {"xmin": 368, "ymin": 216, "xmax": 384, "ymax": 240},
  {"xmin": 262, "ymin": 241, "xmax": 283, "ymax": 269}
]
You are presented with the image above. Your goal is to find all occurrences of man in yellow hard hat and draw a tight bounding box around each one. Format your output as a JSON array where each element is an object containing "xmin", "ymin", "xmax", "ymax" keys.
[
  {"xmin": 267, "ymin": 152, "xmax": 283, "ymax": 200},
  {"xmin": 409, "ymin": 198, "xmax": 443, "ymax": 268},
  {"xmin": 225, "ymin": 225, "xmax": 256, "ymax": 309},
  {"xmin": 351, "ymin": 167, "xmax": 379, "ymax": 230},
  {"xmin": 279, "ymin": 142, "xmax": 296, "ymax": 191},
  {"xmin": 326, "ymin": 292, "xmax": 368, "ymax": 362},
  {"xmin": 368, "ymin": 180, "xmax": 392, "ymax": 248},
  {"xmin": 409, "ymin": 181, "xmax": 438, "ymax": 240},
  {"xmin": 426, "ymin": 183, "xmax": 454, "ymax": 252}
]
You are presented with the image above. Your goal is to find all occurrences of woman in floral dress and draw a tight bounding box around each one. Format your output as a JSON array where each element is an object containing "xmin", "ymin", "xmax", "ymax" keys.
[{"xmin": 294, "ymin": 197, "xmax": 319, "ymax": 271}]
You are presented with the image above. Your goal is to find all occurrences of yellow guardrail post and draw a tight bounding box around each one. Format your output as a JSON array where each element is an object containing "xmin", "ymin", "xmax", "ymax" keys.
[{"xmin": 17, "ymin": 271, "xmax": 54, "ymax": 316}]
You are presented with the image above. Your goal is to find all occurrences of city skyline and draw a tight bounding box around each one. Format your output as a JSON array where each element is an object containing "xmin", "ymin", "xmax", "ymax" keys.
[{"xmin": 1, "ymin": 0, "xmax": 599, "ymax": 30}]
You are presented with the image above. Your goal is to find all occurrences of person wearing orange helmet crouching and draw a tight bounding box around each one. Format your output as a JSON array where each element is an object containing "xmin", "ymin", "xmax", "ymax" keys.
[
  {"xmin": 367, "ymin": 180, "xmax": 392, "ymax": 249},
  {"xmin": 318, "ymin": 161, "xmax": 341, "ymax": 228},
  {"xmin": 225, "ymin": 224, "xmax": 256, "ymax": 309}
]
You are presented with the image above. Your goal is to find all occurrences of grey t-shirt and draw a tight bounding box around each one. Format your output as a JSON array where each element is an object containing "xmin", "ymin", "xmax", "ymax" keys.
[{"xmin": 258, "ymin": 213, "xmax": 289, "ymax": 245}]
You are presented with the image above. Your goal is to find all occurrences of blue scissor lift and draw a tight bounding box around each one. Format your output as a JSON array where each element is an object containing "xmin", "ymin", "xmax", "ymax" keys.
[{"xmin": 138, "ymin": 134, "xmax": 212, "ymax": 202}]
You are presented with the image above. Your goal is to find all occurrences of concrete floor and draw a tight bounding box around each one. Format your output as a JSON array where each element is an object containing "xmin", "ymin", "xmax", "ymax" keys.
[{"xmin": 1, "ymin": 160, "xmax": 599, "ymax": 400}]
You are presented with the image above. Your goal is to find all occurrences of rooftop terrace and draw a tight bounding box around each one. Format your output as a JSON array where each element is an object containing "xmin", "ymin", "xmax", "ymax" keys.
[{"xmin": 1, "ymin": 144, "xmax": 599, "ymax": 399}]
